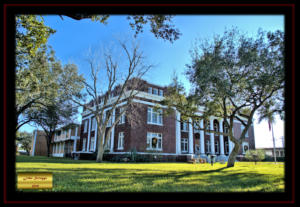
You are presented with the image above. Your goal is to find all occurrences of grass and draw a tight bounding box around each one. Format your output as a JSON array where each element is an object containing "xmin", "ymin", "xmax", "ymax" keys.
[{"xmin": 16, "ymin": 155, "xmax": 285, "ymax": 192}]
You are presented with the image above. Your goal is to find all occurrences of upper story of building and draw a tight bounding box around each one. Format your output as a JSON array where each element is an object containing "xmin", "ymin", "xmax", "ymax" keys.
[
  {"xmin": 81, "ymin": 78, "xmax": 167, "ymax": 118},
  {"xmin": 51, "ymin": 123, "xmax": 80, "ymax": 143}
]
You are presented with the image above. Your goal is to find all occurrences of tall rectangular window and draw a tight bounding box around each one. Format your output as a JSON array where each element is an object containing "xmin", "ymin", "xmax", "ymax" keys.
[
  {"xmin": 159, "ymin": 89, "xmax": 164, "ymax": 96},
  {"xmin": 181, "ymin": 138, "xmax": 188, "ymax": 153},
  {"xmin": 82, "ymin": 138, "xmax": 86, "ymax": 151},
  {"xmin": 83, "ymin": 120, "xmax": 88, "ymax": 133},
  {"xmin": 92, "ymin": 117, "xmax": 96, "ymax": 131},
  {"xmin": 105, "ymin": 132, "xmax": 111, "ymax": 150},
  {"xmin": 147, "ymin": 132, "xmax": 162, "ymax": 150},
  {"xmin": 215, "ymin": 141, "xmax": 220, "ymax": 154},
  {"xmin": 147, "ymin": 107, "xmax": 163, "ymax": 125},
  {"xmin": 90, "ymin": 137, "xmax": 95, "ymax": 151},
  {"xmin": 148, "ymin": 87, "xmax": 152, "ymax": 94},
  {"xmin": 225, "ymin": 141, "xmax": 229, "ymax": 154},
  {"xmin": 153, "ymin": 88, "xmax": 158, "ymax": 95},
  {"xmin": 181, "ymin": 121, "xmax": 188, "ymax": 131},
  {"xmin": 118, "ymin": 108, "xmax": 126, "ymax": 124},
  {"xmin": 118, "ymin": 132, "xmax": 124, "ymax": 150},
  {"xmin": 205, "ymin": 140, "xmax": 211, "ymax": 153}
]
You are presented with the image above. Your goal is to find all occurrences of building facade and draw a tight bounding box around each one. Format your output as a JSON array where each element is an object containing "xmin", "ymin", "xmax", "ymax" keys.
[
  {"xmin": 74, "ymin": 80, "xmax": 255, "ymax": 162},
  {"xmin": 30, "ymin": 130, "xmax": 48, "ymax": 156},
  {"xmin": 51, "ymin": 124, "xmax": 80, "ymax": 157},
  {"xmin": 261, "ymin": 147, "xmax": 285, "ymax": 158}
]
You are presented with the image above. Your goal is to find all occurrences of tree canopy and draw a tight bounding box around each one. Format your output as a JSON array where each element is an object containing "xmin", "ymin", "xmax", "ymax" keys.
[
  {"xmin": 162, "ymin": 28, "xmax": 284, "ymax": 167},
  {"xmin": 16, "ymin": 15, "xmax": 56, "ymax": 68},
  {"xmin": 62, "ymin": 14, "xmax": 181, "ymax": 43},
  {"xmin": 16, "ymin": 131, "xmax": 32, "ymax": 155}
]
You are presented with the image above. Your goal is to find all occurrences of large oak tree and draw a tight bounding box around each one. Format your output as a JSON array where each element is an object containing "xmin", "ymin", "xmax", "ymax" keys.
[{"xmin": 162, "ymin": 28, "xmax": 284, "ymax": 167}]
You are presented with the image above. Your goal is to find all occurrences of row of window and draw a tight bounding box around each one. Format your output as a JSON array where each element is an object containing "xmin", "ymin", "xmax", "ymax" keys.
[
  {"xmin": 83, "ymin": 109, "xmax": 127, "ymax": 133},
  {"xmin": 81, "ymin": 132, "xmax": 250, "ymax": 155},
  {"xmin": 276, "ymin": 150, "xmax": 285, "ymax": 157},
  {"xmin": 81, "ymin": 132, "xmax": 163, "ymax": 151},
  {"xmin": 53, "ymin": 143, "xmax": 63, "ymax": 154},
  {"xmin": 83, "ymin": 111, "xmax": 249, "ymax": 139},
  {"xmin": 52, "ymin": 142, "xmax": 69, "ymax": 154},
  {"xmin": 148, "ymin": 87, "xmax": 164, "ymax": 96},
  {"xmin": 83, "ymin": 107, "xmax": 163, "ymax": 133},
  {"xmin": 185, "ymin": 120, "xmax": 249, "ymax": 137}
]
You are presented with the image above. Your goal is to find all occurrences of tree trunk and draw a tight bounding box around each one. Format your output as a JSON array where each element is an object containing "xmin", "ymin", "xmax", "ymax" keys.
[
  {"xmin": 96, "ymin": 133, "xmax": 105, "ymax": 162},
  {"xmin": 47, "ymin": 141, "xmax": 51, "ymax": 157},
  {"xmin": 45, "ymin": 135, "xmax": 51, "ymax": 157},
  {"xmin": 227, "ymin": 142, "xmax": 240, "ymax": 168}
]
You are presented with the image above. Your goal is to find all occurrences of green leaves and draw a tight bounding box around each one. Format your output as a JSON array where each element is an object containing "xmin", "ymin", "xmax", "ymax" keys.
[
  {"xmin": 16, "ymin": 15, "xmax": 56, "ymax": 68},
  {"xmin": 187, "ymin": 28, "xmax": 284, "ymax": 117},
  {"xmin": 16, "ymin": 131, "xmax": 32, "ymax": 155},
  {"xmin": 245, "ymin": 149, "xmax": 266, "ymax": 163},
  {"xmin": 163, "ymin": 28, "xmax": 284, "ymax": 167}
]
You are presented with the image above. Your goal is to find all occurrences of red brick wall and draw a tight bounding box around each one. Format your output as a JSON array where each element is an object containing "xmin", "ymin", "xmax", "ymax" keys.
[{"xmin": 113, "ymin": 103, "xmax": 176, "ymax": 153}]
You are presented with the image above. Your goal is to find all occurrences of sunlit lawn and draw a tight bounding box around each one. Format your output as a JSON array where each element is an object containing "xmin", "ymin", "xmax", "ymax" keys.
[{"xmin": 16, "ymin": 155, "xmax": 284, "ymax": 192}]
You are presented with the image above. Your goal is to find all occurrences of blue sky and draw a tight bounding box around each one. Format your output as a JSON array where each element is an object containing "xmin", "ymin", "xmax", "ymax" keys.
[{"xmin": 20, "ymin": 15, "xmax": 284, "ymax": 148}]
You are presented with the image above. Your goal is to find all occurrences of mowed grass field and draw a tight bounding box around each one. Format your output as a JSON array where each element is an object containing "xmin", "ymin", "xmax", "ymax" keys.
[{"xmin": 16, "ymin": 155, "xmax": 284, "ymax": 192}]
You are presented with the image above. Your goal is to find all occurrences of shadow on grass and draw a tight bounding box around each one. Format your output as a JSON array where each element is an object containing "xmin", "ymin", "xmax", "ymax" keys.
[
  {"xmin": 16, "ymin": 166, "xmax": 284, "ymax": 192},
  {"xmin": 16, "ymin": 155, "xmax": 96, "ymax": 164}
]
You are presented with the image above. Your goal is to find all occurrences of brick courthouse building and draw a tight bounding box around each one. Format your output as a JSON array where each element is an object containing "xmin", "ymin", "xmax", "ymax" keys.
[{"xmin": 72, "ymin": 79, "xmax": 255, "ymax": 162}]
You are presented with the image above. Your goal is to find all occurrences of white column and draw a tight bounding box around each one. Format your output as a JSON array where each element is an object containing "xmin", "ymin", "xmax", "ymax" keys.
[
  {"xmin": 73, "ymin": 127, "xmax": 78, "ymax": 152},
  {"xmin": 94, "ymin": 120, "xmax": 98, "ymax": 152},
  {"xmin": 73, "ymin": 138, "xmax": 77, "ymax": 152},
  {"xmin": 110, "ymin": 109, "xmax": 115, "ymax": 152},
  {"xmin": 188, "ymin": 118, "xmax": 194, "ymax": 154},
  {"xmin": 69, "ymin": 128, "xmax": 71, "ymax": 139},
  {"xmin": 219, "ymin": 119, "xmax": 225, "ymax": 155},
  {"xmin": 175, "ymin": 110, "xmax": 181, "ymax": 154},
  {"xmin": 200, "ymin": 120, "xmax": 205, "ymax": 155},
  {"xmin": 87, "ymin": 116, "xmax": 92, "ymax": 152},
  {"xmin": 210, "ymin": 117, "xmax": 215, "ymax": 154},
  {"xmin": 31, "ymin": 130, "xmax": 37, "ymax": 156}
]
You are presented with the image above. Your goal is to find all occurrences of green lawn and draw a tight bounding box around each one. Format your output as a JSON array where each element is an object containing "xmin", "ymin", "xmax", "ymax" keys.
[{"xmin": 16, "ymin": 155, "xmax": 284, "ymax": 192}]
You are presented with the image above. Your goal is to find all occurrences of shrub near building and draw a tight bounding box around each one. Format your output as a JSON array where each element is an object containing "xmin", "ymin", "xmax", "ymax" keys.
[{"xmin": 245, "ymin": 149, "xmax": 265, "ymax": 164}]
